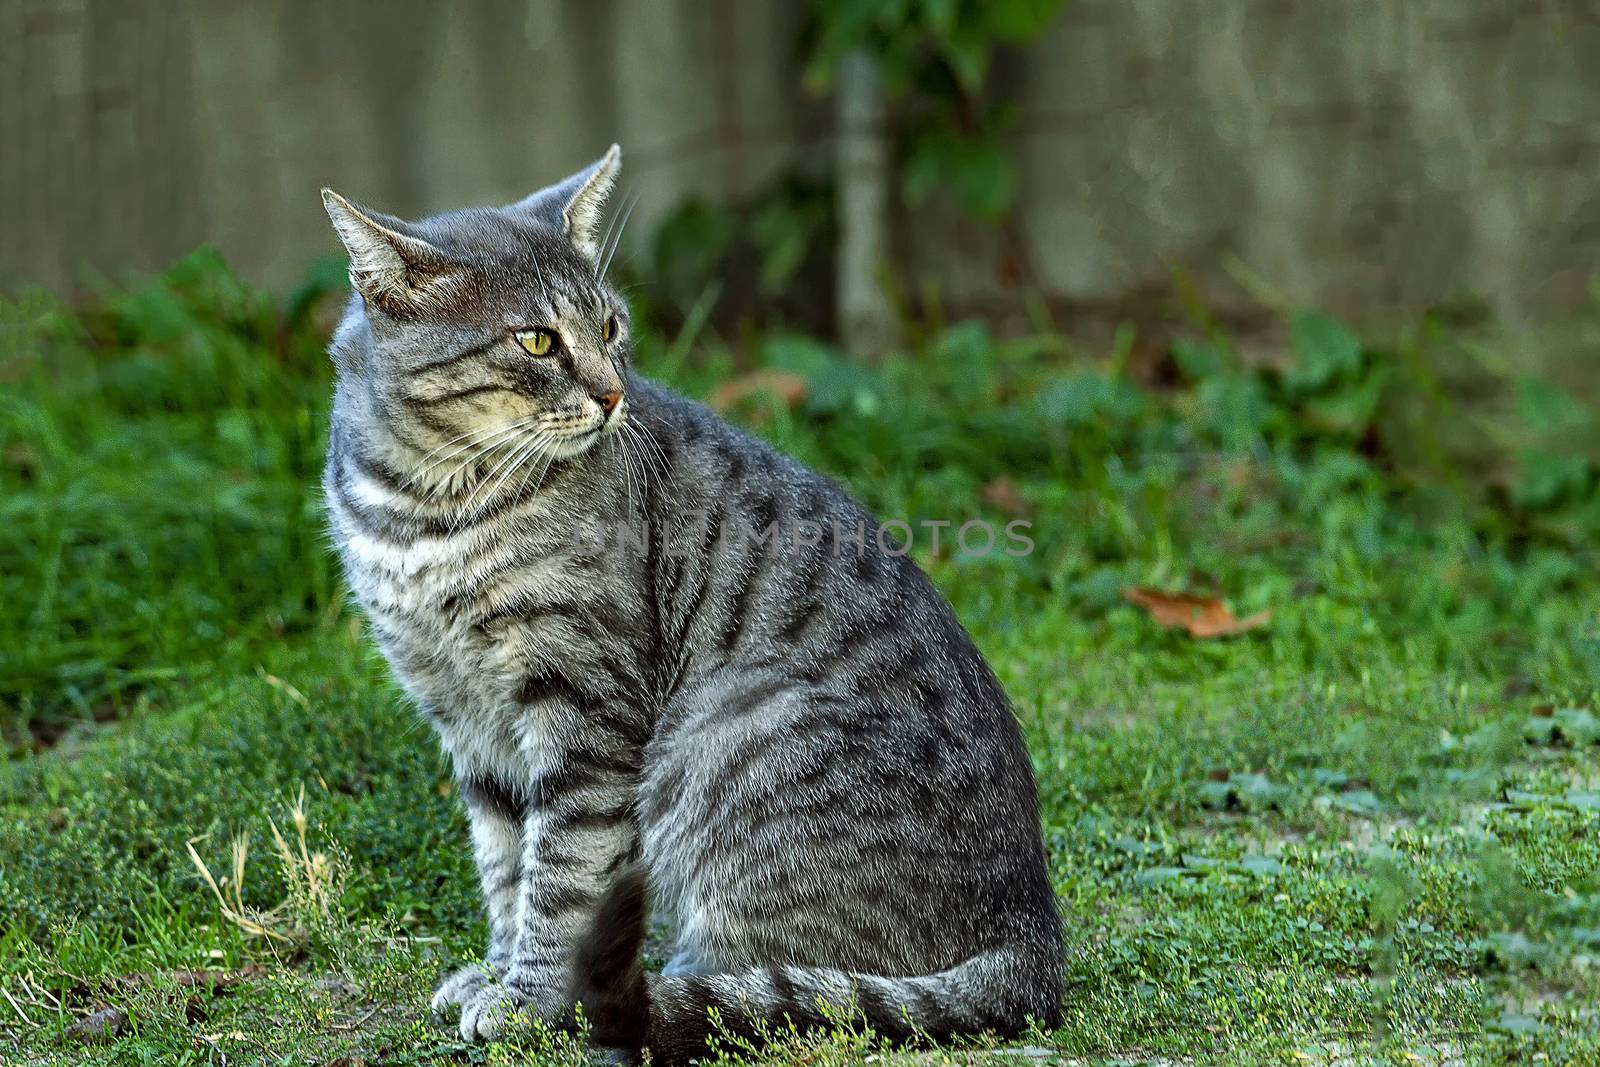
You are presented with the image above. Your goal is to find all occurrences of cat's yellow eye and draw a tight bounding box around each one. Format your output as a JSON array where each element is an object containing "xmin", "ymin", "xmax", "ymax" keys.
[
  {"xmin": 602, "ymin": 314, "xmax": 618, "ymax": 342},
  {"xmin": 515, "ymin": 328, "xmax": 557, "ymax": 356}
]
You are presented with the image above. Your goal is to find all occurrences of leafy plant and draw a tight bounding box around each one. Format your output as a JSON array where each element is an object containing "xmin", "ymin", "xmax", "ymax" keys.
[{"xmin": 804, "ymin": 0, "xmax": 1067, "ymax": 222}]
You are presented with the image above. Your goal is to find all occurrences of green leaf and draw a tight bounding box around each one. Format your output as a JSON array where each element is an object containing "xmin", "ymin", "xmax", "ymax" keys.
[
  {"xmin": 1194, "ymin": 374, "xmax": 1273, "ymax": 451},
  {"xmin": 1304, "ymin": 365, "xmax": 1390, "ymax": 437},
  {"xmin": 1516, "ymin": 377, "xmax": 1590, "ymax": 435},
  {"xmin": 1036, "ymin": 373, "xmax": 1148, "ymax": 430},
  {"xmin": 1198, "ymin": 772, "xmax": 1291, "ymax": 812},
  {"xmin": 1171, "ymin": 338, "xmax": 1225, "ymax": 381},
  {"xmin": 1133, "ymin": 866, "xmax": 1195, "ymax": 886},
  {"xmin": 951, "ymin": 141, "xmax": 1014, "ymax": 220},
  {"xmin": 1489, "ymin": 1011, "xmax": 1542, "ymax": 1036},
  {"xmin": 940, "ymin": 28, "xmax": 990, "ymax": 94},
  {"xmin": 748, "ymin": 198, "xmax": 821, "ymax": 292},
  {"xmin": 1236, "ymin": 856, "xmax": 1285, "ymax": 877},
  {"xmin": 765, "ymin": 335, "xmax": 883, "ymax": 416},
  {"xmin": 902, "ymin": 127, "xmax": 1016, "ymax": 220},
  {"xmin": 932, "ymin": 320, "xmax": 995, "ymax": 401},
  {"xmin": 977, "ymin": 0, "xmax": 1068, "ymax": 41},
  {"xmin": 1512, "ymin": 449, "xmax": 1591, "ymax": 510},
  {"xmin": 1286, "ymin": 311, "xmax": 1363, "ymax": 393},
  {"xmin": 1523, "ymin": 707, "xmax": 1600, "ymax": 746},
  {"xmin": 1478, "ymin": 932, "xmax": 1554, "ymax": 972},
  {"xmin": 922, "ymin": 0, "xmax": 959, "ymax": 37},
  {"xmin": 1329, "ymin": 789, "xmax": 1385, "ymax": 818}
]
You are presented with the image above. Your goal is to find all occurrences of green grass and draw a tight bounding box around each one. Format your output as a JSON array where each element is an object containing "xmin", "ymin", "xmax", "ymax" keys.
[{"xmin": 3, "ymin": 251, "xmax": 1600, "ymax": 1064}]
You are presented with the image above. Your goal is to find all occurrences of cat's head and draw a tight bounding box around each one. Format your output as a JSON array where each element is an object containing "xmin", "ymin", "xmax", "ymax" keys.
[{"xmin": 322, "ymin": 145, "xmax": 631, "ymax": 468}]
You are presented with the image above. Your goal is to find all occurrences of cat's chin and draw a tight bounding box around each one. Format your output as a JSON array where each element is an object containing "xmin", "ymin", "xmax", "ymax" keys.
[{"xmin": 548, "ymin": 422, "xmax": 619, "ymax": 461}]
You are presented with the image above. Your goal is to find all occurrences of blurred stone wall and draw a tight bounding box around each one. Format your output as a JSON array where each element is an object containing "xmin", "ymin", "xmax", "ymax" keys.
[{"xmin": 4, "ymin": 0, "xmax": 1598, "ymax": 324}]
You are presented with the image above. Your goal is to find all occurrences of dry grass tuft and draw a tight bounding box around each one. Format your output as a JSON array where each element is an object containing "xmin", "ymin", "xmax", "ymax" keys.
[{"xmin": 185, "ymin": 784, "xmax": 340, "ymax": 947}]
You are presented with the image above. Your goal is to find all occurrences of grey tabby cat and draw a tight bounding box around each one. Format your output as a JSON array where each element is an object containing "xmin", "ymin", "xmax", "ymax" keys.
[{"xmin": 320, "ymin": 145, "xmax": 1062, "ymax": 1060}]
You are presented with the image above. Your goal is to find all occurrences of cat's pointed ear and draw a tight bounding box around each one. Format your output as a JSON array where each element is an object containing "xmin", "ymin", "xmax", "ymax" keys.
[
  {"xmin": 321, "ymin": 189, "xmax": 457, "ymax": 315},
  {"xmin": 511, "ymin": 144, "xmax": 621, "ymax": 262}
]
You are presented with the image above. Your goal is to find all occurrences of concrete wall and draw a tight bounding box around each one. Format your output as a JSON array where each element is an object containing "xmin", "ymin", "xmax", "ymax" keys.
[{"xmin": 4, "ymin": 0, "xmax": 1598, "ymax": 325}]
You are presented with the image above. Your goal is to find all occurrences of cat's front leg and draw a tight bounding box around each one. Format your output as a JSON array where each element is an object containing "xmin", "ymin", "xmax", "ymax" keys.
[
  {"xmin": 458, "ymin": 742, "xmax": 640, "ymax": 1042},
  {"xmin": 432, "ymin": 769, "xmax": 526, "ymax": 1015}
]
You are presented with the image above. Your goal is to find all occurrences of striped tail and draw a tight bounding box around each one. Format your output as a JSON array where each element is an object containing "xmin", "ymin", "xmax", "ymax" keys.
[{"xmin": 569, "ymin": 869, "xmax": 1059, "ymax": 1065}]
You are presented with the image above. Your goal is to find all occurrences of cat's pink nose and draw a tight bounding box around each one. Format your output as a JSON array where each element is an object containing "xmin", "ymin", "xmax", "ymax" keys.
[{"xmin": 594, "ymin": 391, "xmax": 622, "ymax": 414}]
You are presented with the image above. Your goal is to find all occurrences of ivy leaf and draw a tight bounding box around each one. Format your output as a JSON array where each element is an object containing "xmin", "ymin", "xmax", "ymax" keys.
[{"xmin": 1286, "ymin": 311, "xmax": 1363, "ymax": 393}]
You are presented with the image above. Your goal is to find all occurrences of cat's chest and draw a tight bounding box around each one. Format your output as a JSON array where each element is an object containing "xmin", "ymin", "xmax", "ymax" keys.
[{"xmin": 338, "ymin": 526, "xmax": 546, "ymax": 710}]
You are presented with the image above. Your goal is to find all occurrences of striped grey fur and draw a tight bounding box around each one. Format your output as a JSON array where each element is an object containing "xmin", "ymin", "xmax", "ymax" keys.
[{"xmin": 320, "ymin": 146, "xmax": 1062, "ymax": 1056}]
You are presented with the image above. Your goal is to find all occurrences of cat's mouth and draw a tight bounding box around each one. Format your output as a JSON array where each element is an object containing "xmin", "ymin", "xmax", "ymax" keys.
[
  {"xmin": 545, "ymin": 428, "xmax": 605, "ymax": 461},
  {"xmin": 547, "ymin": 408, "xmax": 625, "ymax": 460}
]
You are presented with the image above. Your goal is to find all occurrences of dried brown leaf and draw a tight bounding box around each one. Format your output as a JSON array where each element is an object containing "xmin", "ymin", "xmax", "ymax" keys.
[
  {"xmin": 1123, "ymin": 587, "xmax": 1271, "ymax": 639},
  {"xmin": 708, "ymin": 371, "xmax": 807, "ymax": 414},
  {"xmin": 981, "ymin": 477, "xmax": 1031, "ymax": 517}
]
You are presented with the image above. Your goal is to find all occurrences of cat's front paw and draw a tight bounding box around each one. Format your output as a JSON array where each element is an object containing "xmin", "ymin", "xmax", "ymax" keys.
[
  {"xmin": 430, "ymin": 959, "xmax": 504, "ymax": 1017},
  {"xmin": 457, "ymin": 971, "xmax": 562, "ymax": 1043}
]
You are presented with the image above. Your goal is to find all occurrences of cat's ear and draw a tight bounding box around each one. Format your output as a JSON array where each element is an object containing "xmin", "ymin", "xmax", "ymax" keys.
[
  {"xmin": 510, "ymin": 144, "xmax": 621, "ymax": 262},
  {"xmin": 321, "ymin": 189, "xmax": 458, "ymax": 315}
]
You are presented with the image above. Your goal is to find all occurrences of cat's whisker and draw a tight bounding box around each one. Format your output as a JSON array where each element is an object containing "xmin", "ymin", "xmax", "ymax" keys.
[
  {"xmin": 511, "ymin": 434, "xmax": 563, "ymax": 506},
  {"xmin": 451, "ymin": 431, "xmax": 530, "ymax": 525},
  {"xmin": 406, "ymin": 417, "xmax": 538, "ymax": 495},
  {"xmin": 461, "ymin": 429, "xmax": 552, "ymax": 526},
  {"xmin": 593, "ymin": 189, "xmax": 631, "ymax": 282},
  {"xmin": 402, "ymin": 424, "xmax": 497, "ymax": 490},
  {"xmin": 480, "ymin": 435, "xmax": 556, "ymax": 531},
  {"xmin": 477, "ymin": 427, "xmax": 561, "ymax": 516},
  {"xmin": 620, "ymin": 422, "xmax": 653, "ymax": 504},
  {"xmin": 419, "ymin": 426, "xmax": 529, "ymax": 507},
  {"xmin": 597, "ymin": 192, "xmax": 639, "ymax": 282},
  {"xmin": 613, "ymin": 431, "xmax": 638, "ymax": 523},
  {"xmin": 622, "ymin": 416, "xmax": 668, "ymax": 479},
  {"xmin": 633, "ymin": 418, "xmax": 671, "ymax": 474}
]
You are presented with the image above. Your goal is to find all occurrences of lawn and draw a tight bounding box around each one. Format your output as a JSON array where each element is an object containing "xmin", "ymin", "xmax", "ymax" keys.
[{"xmin": 2, "ymin": 251, "xmax": 1599, "ymax": 1065}]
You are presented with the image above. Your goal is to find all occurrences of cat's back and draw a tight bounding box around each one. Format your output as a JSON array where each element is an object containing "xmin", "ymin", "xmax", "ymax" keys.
[{"xmin": 631, "ymin": 376, "xmax": 1018, "ymax": 730}]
